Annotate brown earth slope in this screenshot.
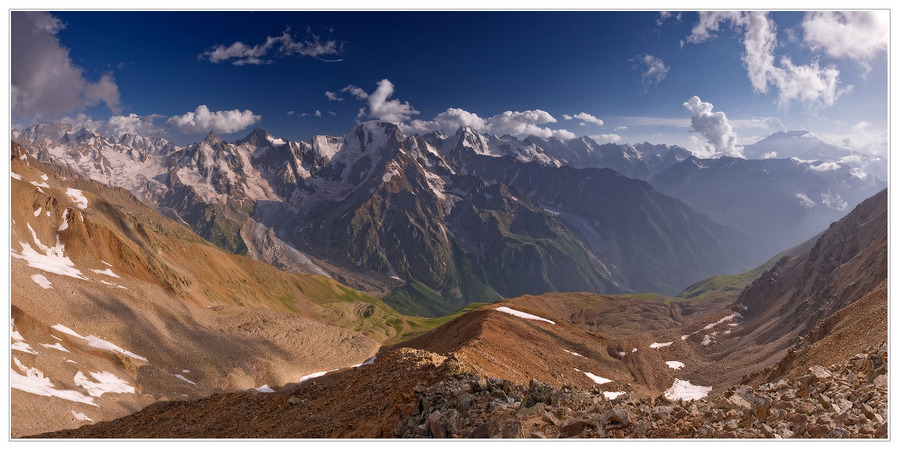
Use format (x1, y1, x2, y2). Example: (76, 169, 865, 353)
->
(9, 141, 420, 437)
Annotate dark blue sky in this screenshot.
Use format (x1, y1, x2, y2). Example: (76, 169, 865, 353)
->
(10, 10, 889, 157)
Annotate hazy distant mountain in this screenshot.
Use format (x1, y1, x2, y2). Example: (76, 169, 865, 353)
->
(649, 156, 886, 258)
(742, 130, 886, 181)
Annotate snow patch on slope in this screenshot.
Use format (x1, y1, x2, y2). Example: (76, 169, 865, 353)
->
(664, 378, 712, 401)
(494, 306, 555, 324)
(51, 324, 148, 363)
(11, 357, 96, 405)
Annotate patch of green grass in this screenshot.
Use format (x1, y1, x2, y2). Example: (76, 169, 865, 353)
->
(383, 278, 453, 317)
(677, 234, 818, 300)
(390, 302, 489, 344)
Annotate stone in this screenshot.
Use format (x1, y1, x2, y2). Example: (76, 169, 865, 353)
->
(542, 411, 560, 426)
(601, 407, 630, 428)
(726, 394, 752, 410)
(470, 422, 491, 438)
(651, 405, 674, 420)
(560, 419, 599, 437)
(458, 392, 474, 410)
(861, 403, 878, 420)
(807, 423, 831, 438)
(876, 422, 888, 438)
(530, 431, 547, 439)
(873, 374, 887, 390)
(501, 421, 521, 438)
(427, 411, 444, 438)
(287, 396, 304, 406)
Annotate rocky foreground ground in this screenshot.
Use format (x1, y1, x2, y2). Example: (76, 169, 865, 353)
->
(395, 342, 888, 438)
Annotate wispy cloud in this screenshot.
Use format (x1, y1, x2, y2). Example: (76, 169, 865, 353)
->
(200, 27, 343, 65)
(632, 54, 669, 88)
(686, 11, 849, 109)
(657, 11, 682, 27)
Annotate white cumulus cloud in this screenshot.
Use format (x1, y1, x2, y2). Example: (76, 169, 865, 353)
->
(391, 100, 575, 140)
(435, 108, 488, 131)
(563, 112, 604, 126)
(485, 110, 557, 137)
(325, 91, 342, 101)
(363, 79, 419, 123)
(104, 113, 165, 137)
(165, 105, 261, 134)
(802, 11, 888, 62)
(683, 96, 740, 157)
(589, 134, 622, 144)
(11, 11, 121, 119)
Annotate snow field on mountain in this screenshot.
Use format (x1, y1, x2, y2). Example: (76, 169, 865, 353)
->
(666, 361, 685, 370)
(90, 268, 120, 278)
(71, 411, 94, 422)
(31, 274, 52, 289)
(13, 223, 87, 280)
(11, 319, 37, 355)
(12, 357, 97, 405)
(41, 342, 70, 353)
(663, 379, 712, 401)
(298, 371, 330, 383)
(573, 368, 612, 385)
(174, 374, 196, 385)
(74, 370, 135, 397)
(51, 324, 148, 363)
(649, 341, 672, 349)
(494, 306, 555, 324)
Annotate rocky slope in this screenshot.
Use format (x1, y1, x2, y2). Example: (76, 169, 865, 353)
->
(9, 141, 427, 437)
(33, 344, 887, 439)
(27, 186, 887, 439)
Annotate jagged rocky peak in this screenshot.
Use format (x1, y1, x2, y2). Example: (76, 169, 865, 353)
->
(345, 121, 404, 150)
(201, 130, 225, 147)
(238, 127, 284, 149)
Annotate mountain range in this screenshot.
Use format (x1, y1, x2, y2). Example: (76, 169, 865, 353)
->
(16, 121, 778, 316)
